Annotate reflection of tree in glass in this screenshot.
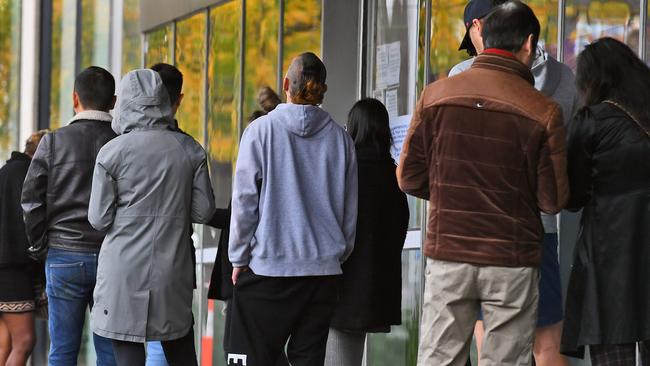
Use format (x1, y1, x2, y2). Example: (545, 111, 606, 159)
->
(429, 0, 466, 81)
(283, 0, 322, 73)
(122, 0, 141, 75)
(49, 0, 77, 129)
(527, 0, 559, 56)
(209, 2, 240, 163)
(244, 0, 279, 122)
(81, 0, 110, 69)
(175, 13, 206, 143)
(0, 0, 20, 158)
(145, 25, 173, 67)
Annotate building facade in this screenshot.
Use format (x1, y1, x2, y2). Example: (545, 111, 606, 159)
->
(0, 0, 647, 365)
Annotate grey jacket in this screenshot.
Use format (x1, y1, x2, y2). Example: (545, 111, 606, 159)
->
(88, 69, 216, 342)
(449, 47, 578, 233)
(229, 103, 358, 276)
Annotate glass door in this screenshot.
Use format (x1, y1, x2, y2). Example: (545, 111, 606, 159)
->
(364, 1, 426, 364)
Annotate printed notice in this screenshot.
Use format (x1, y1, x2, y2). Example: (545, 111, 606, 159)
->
(389, 114, 412, 163)
(376, 41, 401, 88)
(385, 88, 398, 118)
(373, 89, 385, 104)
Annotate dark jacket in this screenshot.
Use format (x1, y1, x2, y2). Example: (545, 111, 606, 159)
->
(561, 103, 650, 357)
(21, 113, 117, 252)
(330, 148, 409, 331)
(207, 205, 232, 300)
(0, 152, 33, 265)
(397, 49, 569, 267)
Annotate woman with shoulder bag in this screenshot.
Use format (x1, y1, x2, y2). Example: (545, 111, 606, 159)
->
(561, 37, 650, 365)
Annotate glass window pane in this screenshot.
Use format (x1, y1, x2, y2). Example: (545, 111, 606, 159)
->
(122, 0, 142, 75)
(50, 0, 78, 129)
(527, 0, 559, 58)
(428, 0, 466, 81)
(0, 0, 21, 159)
(208, 1, 241, 208)
(368, 0, 421, 230)
(145, 24, 173, 67)
(80, 0, 110, 69)
(283, 0, 322, 73)
(367, 249, 422, 366)
(244, 0, 279, 122)
(175, 13, 207, 143)
(564, 0, 640, 69)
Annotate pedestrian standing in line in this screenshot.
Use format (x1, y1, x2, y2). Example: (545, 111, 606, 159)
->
(324, 98, 409, 366)
(449, 1, 577, 365)
(206, 86, 288, 366)
(87, 69, 216, 366)
(21, 66, 119, 366)
(226, 52, 358, 366)
(0, 131, 47, 365)
(560, 37, 650, 366)
(398, 2, 569, 365)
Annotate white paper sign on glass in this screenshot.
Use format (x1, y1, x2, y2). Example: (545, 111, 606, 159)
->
(376, 41, 401, 88)
(389, 114, 412, 163)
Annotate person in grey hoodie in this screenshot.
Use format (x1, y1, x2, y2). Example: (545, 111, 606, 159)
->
(226, 52, 358, 366)
(448, 1, 578, 365)
(88, 69, 216, 366)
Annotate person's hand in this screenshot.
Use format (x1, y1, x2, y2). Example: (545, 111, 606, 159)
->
(232, 266, 249, 285)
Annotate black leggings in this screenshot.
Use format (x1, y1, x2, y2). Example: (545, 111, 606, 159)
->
(112, 329, 198, 366)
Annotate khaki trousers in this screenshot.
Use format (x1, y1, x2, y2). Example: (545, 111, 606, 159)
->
(417, 259, 539, 366)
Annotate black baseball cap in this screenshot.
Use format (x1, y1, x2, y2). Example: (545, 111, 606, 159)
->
(458, 0, 499, 52)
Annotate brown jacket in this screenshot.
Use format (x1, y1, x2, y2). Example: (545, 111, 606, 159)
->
(397, 50, 568, 267)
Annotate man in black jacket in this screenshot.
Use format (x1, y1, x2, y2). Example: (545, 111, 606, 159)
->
(21, 66, 118, 366)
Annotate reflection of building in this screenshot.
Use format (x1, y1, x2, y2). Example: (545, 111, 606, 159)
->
(1, 0, 648, 364)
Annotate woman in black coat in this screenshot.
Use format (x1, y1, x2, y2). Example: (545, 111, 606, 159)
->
(324, 98, 409, 366)
(560, 38, 650, 365)
(0, 131, 47, 365)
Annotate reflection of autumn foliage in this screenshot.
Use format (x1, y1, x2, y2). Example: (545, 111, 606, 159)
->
(283, 0, 322, 72)
(81, 0, 110, 69)
(245, 0, 279, 121)
(429, 0, 466, 80)
(50, 0, 77, 129)
(145, 25, 173, 67)
(176, 13, 207, 144)
(208, 2, 240, 163)
(528, 0, 559, 55)
(122, 0, 141, 75)
(0, 0, 20, 158)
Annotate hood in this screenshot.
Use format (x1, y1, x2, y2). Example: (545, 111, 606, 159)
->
(112, 69, 175, 135)
(531, 46, 562, 97)
(269, 103, 333, 137)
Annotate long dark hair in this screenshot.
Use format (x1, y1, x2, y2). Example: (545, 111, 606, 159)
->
(346, 98, 392, 153)
(576, 37, 650, 124)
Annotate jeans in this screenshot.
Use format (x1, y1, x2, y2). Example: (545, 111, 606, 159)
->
(146, 342, 169, 366)
(46, 248, 116, 366)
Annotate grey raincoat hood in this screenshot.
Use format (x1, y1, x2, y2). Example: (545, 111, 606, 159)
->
(88, 69, 216, 342)
(112, 69, 175, 135)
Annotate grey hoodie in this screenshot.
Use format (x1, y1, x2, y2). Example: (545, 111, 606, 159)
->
(449, 47, 579, 232)
(89, 69, 215, 342)
(229, 103, 358, 277)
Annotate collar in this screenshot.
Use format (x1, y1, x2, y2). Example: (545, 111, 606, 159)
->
(8, 151, 30, 163)
(68, 110, 113, 125)
(483, 48, 516, 59)
(472, 49, 535, 86)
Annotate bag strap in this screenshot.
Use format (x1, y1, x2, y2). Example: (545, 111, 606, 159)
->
(603, 100, 650, 139)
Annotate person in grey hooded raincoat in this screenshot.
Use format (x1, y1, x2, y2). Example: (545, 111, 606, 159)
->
(88, 69, 216, 366)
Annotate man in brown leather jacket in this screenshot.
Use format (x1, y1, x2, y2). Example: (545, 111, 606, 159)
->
(397, 2, 568, 365)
